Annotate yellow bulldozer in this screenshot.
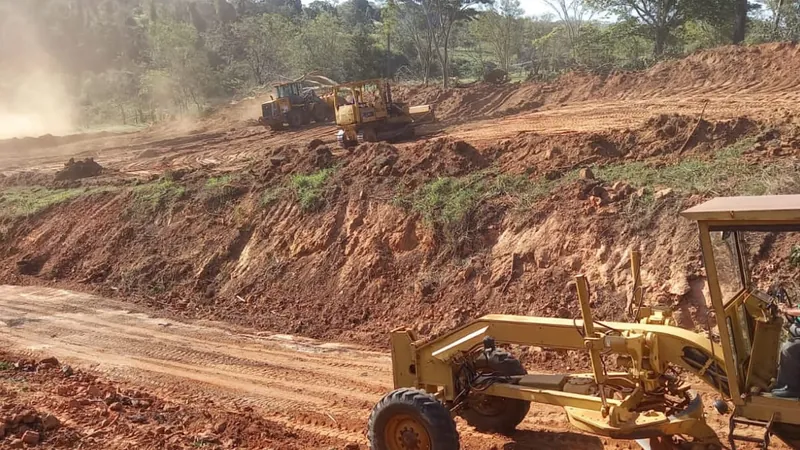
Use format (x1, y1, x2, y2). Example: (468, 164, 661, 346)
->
(332, 79, 435, 148)
(259, 74, 338, 130)
(369, 194, 800, 450)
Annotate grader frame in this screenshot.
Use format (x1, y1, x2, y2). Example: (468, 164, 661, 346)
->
(371, 195, 800, 450)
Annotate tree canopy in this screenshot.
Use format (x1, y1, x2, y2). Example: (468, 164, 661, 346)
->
(0, 0, 794, 128)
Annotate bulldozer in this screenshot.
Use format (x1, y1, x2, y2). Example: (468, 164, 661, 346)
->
(332, 79, 435, 148)
(259, 75, 337, 130)
(369, 194, 800, 450)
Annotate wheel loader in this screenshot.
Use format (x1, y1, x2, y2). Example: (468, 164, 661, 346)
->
(258, 80, 335, 130)
(369, 194, 800, 450)
(332, 79, 435, 148)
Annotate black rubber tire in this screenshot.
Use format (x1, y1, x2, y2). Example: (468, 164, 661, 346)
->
(459, 352, 530, 435)
(312, 103, 331, 123)
(287, 109, 303, 128)
(368, 388, 460, 450)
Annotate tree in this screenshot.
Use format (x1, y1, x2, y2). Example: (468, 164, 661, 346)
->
(146, 19, 216, 112)
(542, 0, 594, 52)
(229, 14, 295, 84)
(587, 0, 727, 56)
(472, 0, 525, 72)
(402, 0, 491, 88)
(397, 2, 437, 83)
(296, 12, 352, 81)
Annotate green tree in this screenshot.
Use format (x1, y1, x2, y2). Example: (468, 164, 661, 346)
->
(146, 19, 215, 113)
(472, 0, 525, 72)
(402, 0, 491, 88)
(296, 12, 352, 80)
(230, 14, 295, 84)
(587, 0, 728, 56)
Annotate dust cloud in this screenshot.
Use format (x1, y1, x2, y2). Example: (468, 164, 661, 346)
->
(0, 5, 75, 140)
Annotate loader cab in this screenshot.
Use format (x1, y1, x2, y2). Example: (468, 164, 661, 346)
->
(683, 195, 800, 426)
(275, 82, 303, 99)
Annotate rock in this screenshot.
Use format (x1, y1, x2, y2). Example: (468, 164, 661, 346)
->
(86, 385, 103, 398)
(556, 307, 571, 318)
(654, 188, 673, 200)
(545, 146, 561, 159)
(38, 357, 59, 368)
(129, 415, 148, 424)
(18, 410, 37, 424)
(579, 167, 595, 180)
(21, 430, 40, 445)
(61, 365, 74, 377)
(269, 156, 286, 167)
(213, 421, 228, 434)
(42, 414, 60, 431)
(108, 402, 124, 412)
(9, 438, 24, 448)
(462, 265, 475, 281)
(344, 443, 360, 450)
(306, 139, 325, 150)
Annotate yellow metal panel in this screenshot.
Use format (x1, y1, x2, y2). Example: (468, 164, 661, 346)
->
(681, 195, 800, 222)
(697, 221, 743, 402)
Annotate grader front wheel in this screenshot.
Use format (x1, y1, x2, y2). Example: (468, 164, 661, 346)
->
(459, 352, 530, 434)
(368, 388, 460, 450)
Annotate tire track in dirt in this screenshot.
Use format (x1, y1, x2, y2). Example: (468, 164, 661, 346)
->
(0, 285, 386, 446)
(0, 286, 776, 450)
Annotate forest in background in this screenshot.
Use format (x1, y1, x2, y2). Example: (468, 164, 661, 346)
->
(0, 0, 799, 134)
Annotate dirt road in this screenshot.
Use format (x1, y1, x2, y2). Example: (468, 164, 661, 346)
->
(0, 285, 629, 449)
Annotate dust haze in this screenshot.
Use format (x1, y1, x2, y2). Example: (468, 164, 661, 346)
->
(0, 5, 75, 140)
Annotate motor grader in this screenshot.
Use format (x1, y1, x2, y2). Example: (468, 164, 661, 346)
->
(259, 80, 336, 130)
(369, 194, 800, 450)
(332, 79, 435, 148)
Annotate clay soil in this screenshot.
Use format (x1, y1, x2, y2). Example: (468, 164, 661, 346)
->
(2, 43, 800, 449)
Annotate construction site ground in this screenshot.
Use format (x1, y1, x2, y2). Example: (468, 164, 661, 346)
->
(2, 43, 800, 448)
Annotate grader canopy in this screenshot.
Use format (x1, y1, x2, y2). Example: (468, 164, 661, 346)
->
(370, 194, 800, 450)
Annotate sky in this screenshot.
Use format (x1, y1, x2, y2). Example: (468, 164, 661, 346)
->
(518, 0, 553, 16)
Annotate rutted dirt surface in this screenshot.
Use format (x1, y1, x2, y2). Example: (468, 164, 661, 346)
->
(0, 285, 669, 449)
(2, 43, 800, 449)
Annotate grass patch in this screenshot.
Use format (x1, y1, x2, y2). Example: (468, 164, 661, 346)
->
(131, 178, 186, 214)
(291, 168, 335, 211)
(0, 361, 13, 371)
(260, 187, 288, 207)
(0, 186, 116, 219)
(591, 138, 790, 196)
(204, 175, 233, 190)
(790, 245, 800, 267)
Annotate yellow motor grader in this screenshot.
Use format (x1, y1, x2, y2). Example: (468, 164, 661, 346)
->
(369, 194, 800, 450)
(332, 79, 435, 148)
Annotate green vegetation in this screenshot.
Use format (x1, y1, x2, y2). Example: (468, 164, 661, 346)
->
(291, 168, 335, 211)
(131, 178, 186, 214)
(7, 0, 798, 128)
(204, 175, 234, 190)
(790, 245, 800, 267)
(592, 138, 795, 196)
(0, 186, 115, 219)
(0, 361, 13, 371)
(260, 187, 288, 207)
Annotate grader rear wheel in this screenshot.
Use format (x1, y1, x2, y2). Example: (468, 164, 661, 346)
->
(459, 352, 530, 434)
(368, 388, 459, 450)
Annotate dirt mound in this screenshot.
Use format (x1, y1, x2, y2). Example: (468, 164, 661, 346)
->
(395, 43, 800, 123)
(0, 115, 782, 350)
(0, 351, 334, 449)
(54, 158, 103, 181)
